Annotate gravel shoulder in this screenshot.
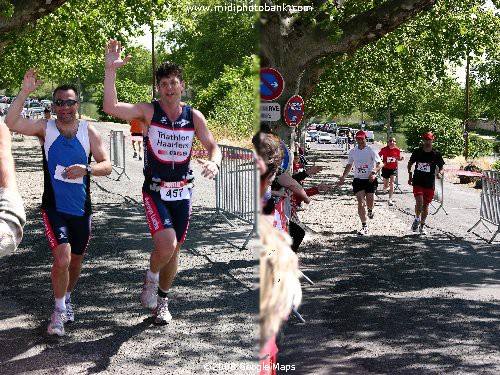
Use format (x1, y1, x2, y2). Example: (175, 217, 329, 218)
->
(278, 143, 500, 374)
(0, 121, 258, 374)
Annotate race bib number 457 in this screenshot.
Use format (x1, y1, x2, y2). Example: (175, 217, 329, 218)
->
(160, 181, 191, 201)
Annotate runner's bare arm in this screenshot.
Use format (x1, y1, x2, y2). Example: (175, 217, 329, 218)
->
(88, 125, 112, 176)
(4, 68, 46, 138)
(193, 109, 222, 179)
(61, 125, 112, 180)
(0, 121, 17, 189)
(103, 39, 150, 122)
(337, 164, 352, 186)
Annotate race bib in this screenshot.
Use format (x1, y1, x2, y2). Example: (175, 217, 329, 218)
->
(160, 181, 191, 201)
(416, 162, 431, 173)
(387, 157, 397, 163)
(356, 164, 369, 174)
(54, 165, 84, 184)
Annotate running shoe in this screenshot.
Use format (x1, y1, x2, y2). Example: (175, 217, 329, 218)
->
(153, 296, 172, 325)
(138, 155, 142, 161)
(140, 273, 159, 310)
(47, 308, 66, 336)
(133, 152, 137, 158)
(357, 226, 369, 236)
(367, 209, 374, 219)
(63, 301, 74, 323)
(411, 218, 420, 232)
(419, 224, 428, 235)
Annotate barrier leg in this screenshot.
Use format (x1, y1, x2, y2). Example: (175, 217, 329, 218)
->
(488, 228, 500, 244)
(300, 270, 314, 286)
(291, 306, 305, 323)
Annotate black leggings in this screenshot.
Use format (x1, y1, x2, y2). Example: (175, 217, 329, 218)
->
(289, 221, 305, 252)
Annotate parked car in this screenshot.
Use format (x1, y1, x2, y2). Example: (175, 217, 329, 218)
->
(27, 106, 46, 118)
(307, 130, 318, 142)
(40, 99, 52, 108)
(317, 131, 332, 144)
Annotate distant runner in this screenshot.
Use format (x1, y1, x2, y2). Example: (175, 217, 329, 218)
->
(378, 136, 404, 206)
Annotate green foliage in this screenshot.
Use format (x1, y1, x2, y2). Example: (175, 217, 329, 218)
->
(0, 0, 167, 88)
(403, 112, 463, 157)
(491, 160, 500, 171)
(157, 0, 258, 89)
(308, 0, 500, 125)
(467, 134, 493, 158)
(94, 79, 151, 123)
(199, 56, 259, 139)
(0, 0, 14, 18)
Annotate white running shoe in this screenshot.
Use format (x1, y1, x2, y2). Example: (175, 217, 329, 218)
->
(47, 309, 66, 336)
(141, 272, 159, 310)
(419, 225, 428, 235)
(63, 301, 74, 323)
(153, 296, 172, 325)
(388, 199, 394, 206)
(357, 226, 369, 236)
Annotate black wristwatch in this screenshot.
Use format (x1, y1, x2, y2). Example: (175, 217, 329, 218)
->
(86, 164, 92, 175)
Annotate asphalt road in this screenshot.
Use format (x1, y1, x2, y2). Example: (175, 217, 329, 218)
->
(0, 120, 259, 374)
(278, 141, 500, 374)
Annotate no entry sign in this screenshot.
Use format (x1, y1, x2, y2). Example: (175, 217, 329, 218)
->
(260, 68, 284, 101)
(283, 95, 304, 127)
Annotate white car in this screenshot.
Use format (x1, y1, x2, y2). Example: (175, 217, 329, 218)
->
(317, 131, 332, 144)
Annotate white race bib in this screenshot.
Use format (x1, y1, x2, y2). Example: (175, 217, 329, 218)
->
(356, 164, 369, 175)
(54, 165, 84, 184)
(160, 181, 191, 201)
(387, 156, 397, 163)
(416, 162, 431, 173)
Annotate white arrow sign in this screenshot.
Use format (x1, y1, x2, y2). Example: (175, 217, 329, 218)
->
(260, 102, 281, 122)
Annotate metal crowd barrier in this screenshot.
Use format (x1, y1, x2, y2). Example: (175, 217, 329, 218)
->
(336, 136, 349, 154)
(430, 169, 448, 215)
(109, 130, 129, 181)
(468, 170, 500, 243)
(208, 144, 258, 249)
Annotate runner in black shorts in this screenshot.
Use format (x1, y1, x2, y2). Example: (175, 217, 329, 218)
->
(337, 131, 383, 235)
(5, 69, 112, 336)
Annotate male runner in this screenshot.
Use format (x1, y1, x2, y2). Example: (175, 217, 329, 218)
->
(103, 39, 222, 324)
(336, 130, 383, 235)
(407, 131, 445, 235)
(5, 68, 112, 336)
(379, 136, 404, 206)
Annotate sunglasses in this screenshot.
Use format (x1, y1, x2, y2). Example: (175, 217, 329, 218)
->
(54, 99, 78, 107)
(389, 140, 396, 143)
(423, 138, 433, 141)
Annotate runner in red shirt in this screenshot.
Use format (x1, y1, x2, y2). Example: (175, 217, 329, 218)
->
(378, 137, 404, 206)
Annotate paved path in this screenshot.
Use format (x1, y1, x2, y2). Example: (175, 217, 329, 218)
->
(0, 120, 258, 374)
(278, 143, 500, 374)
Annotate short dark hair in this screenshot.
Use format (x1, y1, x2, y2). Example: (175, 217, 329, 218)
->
(44, 108, 50, 113)
(52, 84, 79, 101)
(155, 61, 183, 84)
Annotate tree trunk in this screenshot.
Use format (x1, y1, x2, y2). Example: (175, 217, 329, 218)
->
(260, 0, 437, 144)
